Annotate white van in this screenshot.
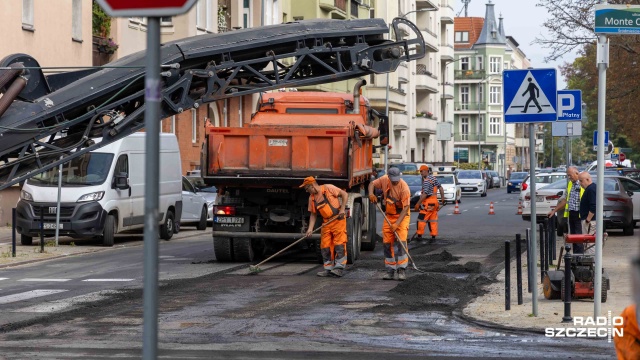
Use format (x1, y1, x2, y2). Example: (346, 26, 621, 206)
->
(16, 133, 183, 246)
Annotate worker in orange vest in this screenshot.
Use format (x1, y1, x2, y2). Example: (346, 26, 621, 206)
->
(614, 304, 640, 359)
(302, 177, 348, 278)
(368, 167, 411, 281)
(414, 165, 445, 243)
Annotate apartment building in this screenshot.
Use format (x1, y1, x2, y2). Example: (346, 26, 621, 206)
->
(452, 1, 539, 177)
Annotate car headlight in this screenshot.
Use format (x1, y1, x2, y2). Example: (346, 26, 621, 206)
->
(77, 191, 105, 202)
(21, 190, 33, 201)
(477, 182, 484, 187)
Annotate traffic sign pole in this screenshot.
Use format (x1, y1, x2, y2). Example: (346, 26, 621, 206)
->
(529, 123, 538, 317)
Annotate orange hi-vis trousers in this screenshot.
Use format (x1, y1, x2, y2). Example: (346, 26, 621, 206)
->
(416, 195, 439, 237)
(382, 212, 410, 271)
(319, 218, 347, 271)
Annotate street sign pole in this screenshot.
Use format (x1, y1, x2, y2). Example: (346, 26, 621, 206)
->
(529, 122, 538, 316)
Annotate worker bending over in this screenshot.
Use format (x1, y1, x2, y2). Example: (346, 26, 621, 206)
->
(414, 165, 445, 243)
(301, 177, 348, 278)
(368, 167, 411, 281)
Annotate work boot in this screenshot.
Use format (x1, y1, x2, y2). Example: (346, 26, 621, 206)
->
(382, 270, 396, 280)
(330, 268, 344, 277)
(429, 236, 436, 243)
(317, 270, 331, 277)
(397, 268, 406, 281)
(409, 233, 419, 244)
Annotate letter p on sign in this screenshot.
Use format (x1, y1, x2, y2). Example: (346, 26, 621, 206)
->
(557, 90, 582, 121)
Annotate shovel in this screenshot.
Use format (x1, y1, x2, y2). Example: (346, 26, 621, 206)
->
(248, 215, 340, 274)
(375, 203, 425, 273)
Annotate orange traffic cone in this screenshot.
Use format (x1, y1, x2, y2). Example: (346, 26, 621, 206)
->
(453, 201, 461, 215)
(516, 201, 523, 215)
(488, 202, 495, 215)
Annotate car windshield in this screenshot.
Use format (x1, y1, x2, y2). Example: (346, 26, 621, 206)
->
(401, 175, 423, 186)
(393, 164, 418, 172)
(28, 152, 114, 186)
(436, 175, 454, 184)
(458, 171, 481, 179)
(510, 172, 528, 180)
(198, 186, 217, 193)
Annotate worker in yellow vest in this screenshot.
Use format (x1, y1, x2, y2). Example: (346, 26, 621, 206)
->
(548, 166, 584, 253)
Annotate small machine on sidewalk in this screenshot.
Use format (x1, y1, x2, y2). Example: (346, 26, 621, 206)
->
(542, 234, 610, 302)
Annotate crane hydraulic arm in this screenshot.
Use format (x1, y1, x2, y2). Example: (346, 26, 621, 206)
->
(0, 17, 424, 191)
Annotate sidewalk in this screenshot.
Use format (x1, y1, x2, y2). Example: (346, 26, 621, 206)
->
(463, 234, 639, 331)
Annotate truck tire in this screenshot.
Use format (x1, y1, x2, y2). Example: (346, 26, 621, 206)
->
(347, 202, 362, 264)
(196, 206, 207, 231)
(160, 210, 174, 240)
(233, 237, 255, 262)
(213, 237, 234, 262)
(21, 234, 33, 246)
(102, 214, 116, 247)
(361, 202, 377, 251)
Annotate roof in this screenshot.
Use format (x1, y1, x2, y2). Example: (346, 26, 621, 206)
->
(474, 1, 507, 46)
(453, 17, 484, 49)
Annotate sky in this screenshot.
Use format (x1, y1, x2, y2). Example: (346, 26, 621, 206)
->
(456, 0, 576, 88)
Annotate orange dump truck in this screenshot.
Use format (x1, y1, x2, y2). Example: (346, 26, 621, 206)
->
(202, 81, 383, 263)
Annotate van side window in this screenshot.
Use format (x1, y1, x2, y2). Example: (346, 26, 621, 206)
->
(115, 155, 129, 177)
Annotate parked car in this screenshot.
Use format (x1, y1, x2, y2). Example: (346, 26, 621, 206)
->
(615, 168, 640, 181)
(186, 176, 218, 222)
(521, 178, 567, 223)
(180, 176, 208, 230)
(390, 163, 420, 174)
(457, 170, 487, 197)
(403, 175, 424, 207)
(507, 172, 528, 193)
(488, 170, 501, 188)
(519, 172, 567, 202)
(435, 173, 462, 204)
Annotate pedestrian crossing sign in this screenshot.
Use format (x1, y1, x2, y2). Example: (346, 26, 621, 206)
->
(503, 68, 557, 123)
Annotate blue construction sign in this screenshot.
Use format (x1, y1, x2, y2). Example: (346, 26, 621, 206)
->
(503, 68, 557, 123)
(593, 130, 609, 146)
(557, 90, 582, 121)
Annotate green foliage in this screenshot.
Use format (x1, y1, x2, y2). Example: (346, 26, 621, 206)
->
(92, 0, 111, 37)
(453, 162, 485, 170)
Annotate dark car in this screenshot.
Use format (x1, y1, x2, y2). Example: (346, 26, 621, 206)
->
(402, 175, 423, 208)
(507, 172, 528, 193)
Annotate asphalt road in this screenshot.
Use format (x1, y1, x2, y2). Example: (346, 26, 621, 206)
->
(0, 187, 616, 359)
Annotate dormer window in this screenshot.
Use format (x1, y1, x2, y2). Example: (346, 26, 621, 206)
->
(455, 31, 469, 43)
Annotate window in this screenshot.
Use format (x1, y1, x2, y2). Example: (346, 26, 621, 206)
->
(115, 155, 129, 178)
(478, 115, 484, 135)
(476, 56, 483, 70)
(460, 86, 469, 109)
(72, 0, 82, 41)
(22, 0, 34, 30)
(504, 62, 509, 71)
(243, 0, 252, 28)
(192, 109, 198, 143)
(478, 84, 484, 105)
(460, 57, 469, 71)
(454, 31, 469, 42)
(490, 86, 501, 104)
(461, 117, 469, 140)
(489, 57, 501, 73)
(161, 17, 173, 26)
(265, 0, 279, 25)
(196, 1, 211, 32)
(489, 117, 501, 136)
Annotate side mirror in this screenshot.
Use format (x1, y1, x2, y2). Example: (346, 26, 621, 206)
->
(114, 172, 129, 190)
(628, 190, 634, 197)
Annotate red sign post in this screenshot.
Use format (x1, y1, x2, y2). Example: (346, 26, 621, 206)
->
(96, 0, 197, 17)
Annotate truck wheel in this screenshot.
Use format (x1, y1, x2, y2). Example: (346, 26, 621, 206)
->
(347, 203, 362, 264)
(102, 214, 116, 247)
(213, 237, 234, 262)
(20, 234, 33, 246)
(233, 238, 254, 262)
(160, 210, 174, 240)
(361, 202, 377, 251)
(196, 206, 207, 231)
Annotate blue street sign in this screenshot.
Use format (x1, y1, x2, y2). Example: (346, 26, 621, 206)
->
(593, 130, 609, 146)
(503, 68, 557, 123)
(557, 90, 582, 121)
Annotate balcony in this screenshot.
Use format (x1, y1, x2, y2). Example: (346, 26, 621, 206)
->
(415, 65, 438, 92)
(421, 28, 439, 52)
(392, 112, 409, 131)
(454, 102, 486, 112)
(440, 1, 454, 24)
(365, 86, 407, 112)
(455, 69, 487, 80)
(440, 43, 454, 61)
(319, 0, 348, 18)
(416, 0, 438, 10)
(441, 82, 454, 99)
(454, 133, 487, 142)
(415, 118, 437, 134)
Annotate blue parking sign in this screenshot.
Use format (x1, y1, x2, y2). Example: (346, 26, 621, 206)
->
(557, 90, 582, 121)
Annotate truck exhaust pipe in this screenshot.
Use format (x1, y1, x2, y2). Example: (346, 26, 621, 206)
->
(0, 63, 24, 94)
(0, 75, 27, 119)
(353, 79, 367, 114)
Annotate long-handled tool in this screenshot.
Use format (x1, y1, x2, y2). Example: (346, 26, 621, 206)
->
(248, 215, 340, 274)
(409, 201, 447, 242)
(375, 203, 425, 273)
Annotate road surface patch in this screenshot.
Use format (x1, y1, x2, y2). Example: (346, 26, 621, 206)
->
(0, 290, 67, 305)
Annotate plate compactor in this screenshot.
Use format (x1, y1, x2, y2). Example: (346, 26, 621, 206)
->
(543, 233, 609, 302)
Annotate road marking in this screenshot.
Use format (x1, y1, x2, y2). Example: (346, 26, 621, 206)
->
(0, 278, 8, 281)
(162, 258, 190, 261)
(82, 279, 134, 282)
(159, 255, 175, 259)
(13, 290, 120, 313)
(18, 278, 71, 282)
(463, 210, 468, 212)
(0, 290, 68, 305)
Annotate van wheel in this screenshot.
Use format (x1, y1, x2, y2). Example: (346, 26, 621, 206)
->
(196, 206, 207, 230)
(160, 210, 174, 240)
(20, 234, 33, 246)
(361, 202, 377, 251)
(233, 238, 255, 262)
(213, 237, 233, 262)
(102, 214, 116, 247)
(347, 203, 362, 264)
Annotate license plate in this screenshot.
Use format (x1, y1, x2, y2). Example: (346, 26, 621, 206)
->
(536, 196, 545, 202)
(42, 223, 63, 229)
(516, 185, 521, 188)
(463, 187, 473, 191)
(214, 216, 244, 224)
